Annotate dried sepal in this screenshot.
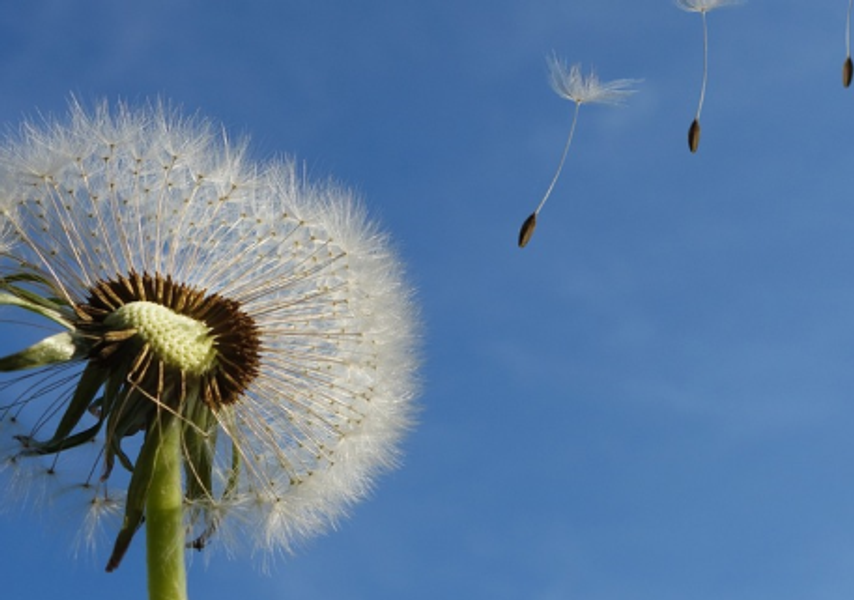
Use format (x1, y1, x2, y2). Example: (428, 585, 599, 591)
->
(518, 212, 538, 248)
(688, 118, 701, 153)
(844, 57, 853, 88)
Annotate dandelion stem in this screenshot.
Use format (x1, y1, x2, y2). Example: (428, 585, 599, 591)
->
(696, 10, 709, 120)
(534, 101, 581, 216)
(145, 412, 188, 600)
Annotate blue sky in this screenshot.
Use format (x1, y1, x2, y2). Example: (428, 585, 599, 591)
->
(2, 1, 854, 599)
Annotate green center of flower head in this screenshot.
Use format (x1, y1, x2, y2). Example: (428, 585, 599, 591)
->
(78, 271, 262, 409)
(104, 301, 218, 376)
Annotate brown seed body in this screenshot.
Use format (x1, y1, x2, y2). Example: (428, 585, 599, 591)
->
(844, 57, 853, 88)
(518, 212, 538, 248)
(688, 118, 701, 153)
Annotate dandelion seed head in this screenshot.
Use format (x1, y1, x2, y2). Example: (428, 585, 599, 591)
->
(547, 55, 640, 106)
(0, 98, 419, 562)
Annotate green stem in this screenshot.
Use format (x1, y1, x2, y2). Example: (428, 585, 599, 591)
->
(146, 414, 188, 600)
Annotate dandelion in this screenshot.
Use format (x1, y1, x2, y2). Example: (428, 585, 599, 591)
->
(676, 0, 744, 152)
(518, 56, 638, 248)
(845, 0, 853, 87)
(0, 100, 418, 599)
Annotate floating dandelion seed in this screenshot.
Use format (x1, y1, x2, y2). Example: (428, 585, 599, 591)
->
(0, 100, 418, 595)
(845, 0, 854, 87)
(676, 0, 744, 152)
(518, 56, 638, 248)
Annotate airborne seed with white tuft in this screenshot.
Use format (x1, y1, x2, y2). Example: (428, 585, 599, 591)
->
(517, 57, 639, 248)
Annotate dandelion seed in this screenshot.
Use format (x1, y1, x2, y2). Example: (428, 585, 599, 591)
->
(676, 0, 744, 152)
(0, 100, 419, 588)
(518, 56, 638, 248)
(73, 488, 125, 560)
(845, 0, 854, 87)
